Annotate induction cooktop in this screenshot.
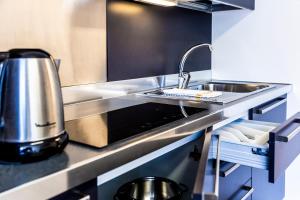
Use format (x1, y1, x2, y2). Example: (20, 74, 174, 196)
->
(65, 102, 207, 148)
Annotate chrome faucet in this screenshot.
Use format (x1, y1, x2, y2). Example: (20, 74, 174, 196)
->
(178, 43, 213, 89)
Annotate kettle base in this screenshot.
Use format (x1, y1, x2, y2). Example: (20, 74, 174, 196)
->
(0, 132, 68, 163)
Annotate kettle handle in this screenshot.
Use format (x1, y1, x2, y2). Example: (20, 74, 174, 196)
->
(0, 52, 8, 128)
(0, 52, 9, 72)
(0, 52, 8, 62)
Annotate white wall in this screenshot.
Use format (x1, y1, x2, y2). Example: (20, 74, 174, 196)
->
(212, 0, 300, 199)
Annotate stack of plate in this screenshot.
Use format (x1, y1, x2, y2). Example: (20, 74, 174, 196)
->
(163, 88, 222, 98)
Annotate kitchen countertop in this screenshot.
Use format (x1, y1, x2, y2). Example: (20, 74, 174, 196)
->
(0, 80, 292, 199)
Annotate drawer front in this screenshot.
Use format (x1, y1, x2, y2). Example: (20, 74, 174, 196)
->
(228, 179, 253, 200)
(269, 112, 300, 182)
(219, 162, 251, 200)
(211, 112, 300, 183)
(251, 97, 287, 123)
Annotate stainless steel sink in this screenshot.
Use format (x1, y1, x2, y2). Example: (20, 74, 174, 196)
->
(189, 82, 270, 93)
(140, 82, 274, 104)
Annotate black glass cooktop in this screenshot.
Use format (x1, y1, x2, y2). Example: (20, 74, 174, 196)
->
(66, 103, 207, 148)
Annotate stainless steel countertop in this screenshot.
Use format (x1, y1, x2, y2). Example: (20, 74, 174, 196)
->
(0, 80, 292, 200)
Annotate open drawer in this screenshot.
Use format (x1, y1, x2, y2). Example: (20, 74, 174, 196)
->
(210, 112, 300, 183)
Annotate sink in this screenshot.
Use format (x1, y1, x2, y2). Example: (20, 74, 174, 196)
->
(189, 82, 270, 93)
(140, 82, 273, 104)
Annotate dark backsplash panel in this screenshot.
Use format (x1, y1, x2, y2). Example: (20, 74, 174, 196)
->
(107, 0, 212, 81)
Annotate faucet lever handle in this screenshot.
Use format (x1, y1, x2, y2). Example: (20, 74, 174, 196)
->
(178, 71, 190, 89)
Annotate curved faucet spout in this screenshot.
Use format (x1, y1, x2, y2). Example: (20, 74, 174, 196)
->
(178, 43, 213, 89)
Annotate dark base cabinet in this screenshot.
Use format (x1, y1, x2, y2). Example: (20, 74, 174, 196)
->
(250, 95, 287, 200)
(97, 138, 203, 199)
(50, 95, 289, 200)
(218, 164, 285, 200)
(217, 96, 288, 200)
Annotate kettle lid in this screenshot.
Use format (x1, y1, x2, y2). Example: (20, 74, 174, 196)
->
(8, 49, 51, 59)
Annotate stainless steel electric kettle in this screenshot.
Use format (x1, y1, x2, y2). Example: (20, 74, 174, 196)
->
(0, 49, 68, 162)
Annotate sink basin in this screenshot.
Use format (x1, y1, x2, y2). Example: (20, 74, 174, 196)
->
(140, 82, 273, 104)
(189, 82, 270, 93)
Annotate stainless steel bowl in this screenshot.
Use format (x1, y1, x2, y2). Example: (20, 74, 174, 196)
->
(114, 177, 188, 200)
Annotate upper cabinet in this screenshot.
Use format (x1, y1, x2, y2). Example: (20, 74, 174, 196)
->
(135, 0, 255, 13)
(178, 0, 255, 12)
